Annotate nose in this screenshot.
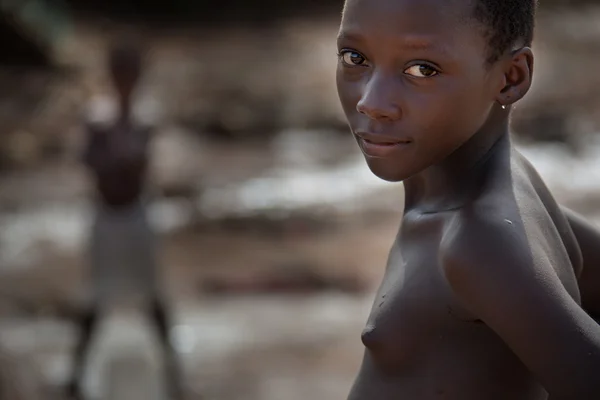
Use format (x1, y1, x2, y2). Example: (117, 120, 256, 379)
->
(356, 72, 402, 121)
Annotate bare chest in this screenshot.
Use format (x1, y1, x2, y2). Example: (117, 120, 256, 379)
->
(361, 216, 471, 368)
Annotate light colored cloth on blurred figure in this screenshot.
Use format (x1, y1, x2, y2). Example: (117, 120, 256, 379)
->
(88, 199, 162, 310)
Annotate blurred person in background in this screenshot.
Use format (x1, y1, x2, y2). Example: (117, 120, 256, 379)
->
(67, 36, 184, 400)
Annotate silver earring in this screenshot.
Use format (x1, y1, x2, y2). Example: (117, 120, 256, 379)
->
(501, 105, 506, 110)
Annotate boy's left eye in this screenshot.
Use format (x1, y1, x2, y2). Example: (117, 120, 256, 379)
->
(404, 64, 439, 78)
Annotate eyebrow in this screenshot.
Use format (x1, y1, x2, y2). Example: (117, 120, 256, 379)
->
(336, 31, 362, 43)
(337, 30, 450, 57)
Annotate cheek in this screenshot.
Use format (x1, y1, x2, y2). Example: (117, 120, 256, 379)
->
(405, 84, 491, 165)
(415, 79, 492, 136)
(453, 88, 494, 135)
(336, 69, 362, 118)
(452, 73, 495, 122)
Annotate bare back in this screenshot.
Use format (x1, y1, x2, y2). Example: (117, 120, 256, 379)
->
(348, 146, 582, 400)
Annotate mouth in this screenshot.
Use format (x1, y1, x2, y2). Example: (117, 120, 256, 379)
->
(362, 138, 410, 146)
(355, 132, 412, 145)
(354, 132, 413, 157)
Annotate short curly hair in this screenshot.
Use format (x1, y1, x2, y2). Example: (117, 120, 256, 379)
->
(473, 0, 538, 63)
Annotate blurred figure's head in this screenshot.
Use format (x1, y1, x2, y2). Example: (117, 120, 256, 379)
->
(107, 36, 144, 101)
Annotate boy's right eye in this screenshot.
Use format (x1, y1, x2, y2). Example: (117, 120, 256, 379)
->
(339, 50, 367, 66)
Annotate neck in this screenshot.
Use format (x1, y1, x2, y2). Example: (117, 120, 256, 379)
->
(118, 96, 132, 124)
(403, 116, 510, 214)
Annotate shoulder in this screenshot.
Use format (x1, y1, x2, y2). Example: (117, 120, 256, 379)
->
(440, 203, 529, 281)
(440, 205, 600, 398)
(437, 197, 560, 311)
(83, 94, 117, 126)
(439, 196, 580, 328)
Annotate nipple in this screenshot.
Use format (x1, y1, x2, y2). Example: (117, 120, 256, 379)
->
(361, 324, 380, 349)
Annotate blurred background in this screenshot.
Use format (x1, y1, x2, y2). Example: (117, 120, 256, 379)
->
(0, 0, 600, 399)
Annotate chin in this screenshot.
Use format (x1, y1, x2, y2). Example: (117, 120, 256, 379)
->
(364, 159, 413, 183)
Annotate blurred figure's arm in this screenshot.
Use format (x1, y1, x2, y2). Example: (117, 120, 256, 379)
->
(562, 206, 600, 320)
(79, 94, 114, 169)
(80, 124, 100, 169)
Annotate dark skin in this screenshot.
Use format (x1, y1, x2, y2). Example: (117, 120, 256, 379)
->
(69, 47, 184, 400)
(336, 0, 600, 398)
(562, 206, 600, 321)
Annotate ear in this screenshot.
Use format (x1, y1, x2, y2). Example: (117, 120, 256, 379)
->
(496, 47, 534, 107)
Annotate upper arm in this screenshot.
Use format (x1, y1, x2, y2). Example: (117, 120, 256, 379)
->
(442, 217, 600, 399)
(562, 206, 600, 319)
(81, 126, 98, 167)
(80, 128, 94, 166)
(81, 123, 107, 169)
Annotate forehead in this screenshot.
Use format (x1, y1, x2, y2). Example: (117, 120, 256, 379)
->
(340, 0, 484, 55)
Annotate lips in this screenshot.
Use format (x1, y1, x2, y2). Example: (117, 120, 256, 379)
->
(355, 131, 411, 145)
(363, 137, 407, 146)
(354, 131, 412, 158)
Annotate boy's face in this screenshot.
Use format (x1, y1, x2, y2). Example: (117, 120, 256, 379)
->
(336, 0, 504, 182)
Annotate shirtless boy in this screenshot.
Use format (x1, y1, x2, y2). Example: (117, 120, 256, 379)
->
(68, 39, 183, 400)
(335, 0, 600, 398)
